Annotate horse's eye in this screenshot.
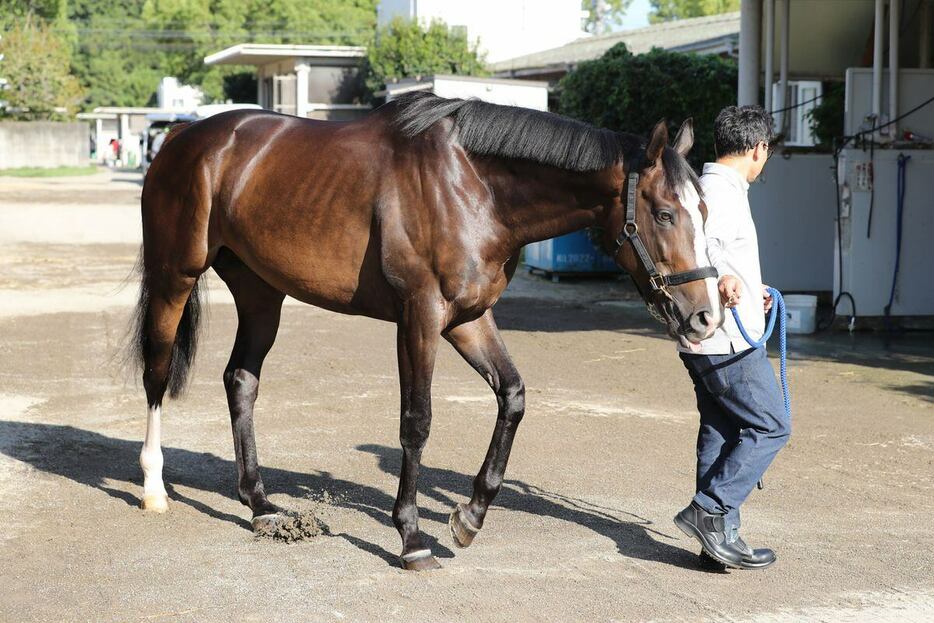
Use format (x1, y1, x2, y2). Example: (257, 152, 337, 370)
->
(655, 210, 673, 224)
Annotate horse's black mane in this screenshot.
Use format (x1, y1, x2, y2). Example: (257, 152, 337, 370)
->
(390, 91, 700, 195)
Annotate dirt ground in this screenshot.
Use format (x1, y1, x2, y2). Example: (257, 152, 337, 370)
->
(1, 170, 933, 622)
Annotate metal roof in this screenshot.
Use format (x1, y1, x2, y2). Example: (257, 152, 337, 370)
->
(490, 12, 741, 74)
(204, 44, 366, 67)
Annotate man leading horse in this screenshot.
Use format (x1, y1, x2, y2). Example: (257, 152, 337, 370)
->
(673, 105, 790, 571)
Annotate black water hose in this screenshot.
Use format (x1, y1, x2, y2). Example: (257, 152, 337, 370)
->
(884, 154, 911, 317)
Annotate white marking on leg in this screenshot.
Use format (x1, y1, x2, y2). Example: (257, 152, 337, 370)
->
(401, 549, 433, 562)
(682, 184, 723, 330)
(140, 405, 168, 511)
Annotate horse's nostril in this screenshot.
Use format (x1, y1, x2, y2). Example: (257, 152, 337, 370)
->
(694, 310, 712, 330)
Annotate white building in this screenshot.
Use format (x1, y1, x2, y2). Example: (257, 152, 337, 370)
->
(157, 77, 203, 112)
(204, 44, 369, 120)
(377, 0, 587, 63)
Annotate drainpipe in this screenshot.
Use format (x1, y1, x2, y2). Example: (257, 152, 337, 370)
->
(764, 0, 775, 113)
(922, 0, 931, 69)
(777, 0, 790, 134)
(872, 0, 885, 130)
(738, 0, 762, 106)
(889, 0, 899, 138)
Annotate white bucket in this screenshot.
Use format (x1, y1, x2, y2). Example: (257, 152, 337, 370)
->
(783, 294, 818, 334)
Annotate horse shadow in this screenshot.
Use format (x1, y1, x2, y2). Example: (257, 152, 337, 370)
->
(355, 443, 704, 570)
(0, 420, 706, 571)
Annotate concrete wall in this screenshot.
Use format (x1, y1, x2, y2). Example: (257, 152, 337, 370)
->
(749, 152, 837, 292)
(0, 122, 89, 169)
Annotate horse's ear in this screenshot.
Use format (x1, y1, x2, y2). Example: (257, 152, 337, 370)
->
(646, 119, 668, 163)
(673, 118, 694, 157)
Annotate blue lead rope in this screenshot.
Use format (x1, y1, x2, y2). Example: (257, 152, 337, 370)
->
(730, 287, 790, 419)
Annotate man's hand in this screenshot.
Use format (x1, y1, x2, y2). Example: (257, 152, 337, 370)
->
(762, 284, 773, 312)
(719, 275, 742, 308)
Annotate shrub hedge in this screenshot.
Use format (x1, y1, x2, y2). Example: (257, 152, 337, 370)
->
(559, 43, 738, 168)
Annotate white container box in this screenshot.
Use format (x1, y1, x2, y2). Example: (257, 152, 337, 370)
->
(783, 294, 818, 334)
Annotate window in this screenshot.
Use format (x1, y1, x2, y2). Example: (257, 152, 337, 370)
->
(772, 80, 822, 147)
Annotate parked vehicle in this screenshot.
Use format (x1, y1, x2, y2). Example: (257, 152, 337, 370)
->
(141, 104, 263, 173)
(141, 113, 197, 174)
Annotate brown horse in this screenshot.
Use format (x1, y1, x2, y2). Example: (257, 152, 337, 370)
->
(129, 93, 722, 570)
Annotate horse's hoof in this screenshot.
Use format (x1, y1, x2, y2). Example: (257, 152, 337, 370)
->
(449, 503, 480, 548)
(140, 493, 169, 513)
(400, 549, 442, 571)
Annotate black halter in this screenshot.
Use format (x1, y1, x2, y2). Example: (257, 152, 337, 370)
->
(614, 171, 718, 304)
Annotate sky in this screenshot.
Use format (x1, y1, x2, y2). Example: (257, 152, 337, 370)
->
(616, 0, 652, 31)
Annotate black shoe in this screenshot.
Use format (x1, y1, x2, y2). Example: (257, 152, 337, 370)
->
(700, 540, 776, 571)
(673, 502, 744, 568)
(733, 536, 776, 569)
(698, 550, 728, 572)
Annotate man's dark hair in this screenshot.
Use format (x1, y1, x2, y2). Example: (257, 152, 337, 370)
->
(714, 105, 775, 157)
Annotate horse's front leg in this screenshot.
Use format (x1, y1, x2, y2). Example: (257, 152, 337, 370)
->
(444, 310, 525, 548)
(393, 297, 444, 571)
(214, 251, 286, 529)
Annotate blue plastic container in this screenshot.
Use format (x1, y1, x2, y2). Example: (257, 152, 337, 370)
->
(524, 231, 620, 275)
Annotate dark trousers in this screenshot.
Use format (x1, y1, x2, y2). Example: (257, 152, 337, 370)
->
(680, 347, 790, 536)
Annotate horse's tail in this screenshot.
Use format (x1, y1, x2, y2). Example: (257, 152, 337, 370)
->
(127, 249, 204, 399)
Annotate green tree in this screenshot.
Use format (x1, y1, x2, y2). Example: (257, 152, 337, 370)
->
(0, 0, 67, 25)
(0, 17, 84, 119)
(559, 43, 737, 167)
(650, 0, 740, 23)
(364, 17, 487, 96)
(582, 0, 634, 35)
(65, 0, 377, 108)
(66, 0, 163, 108)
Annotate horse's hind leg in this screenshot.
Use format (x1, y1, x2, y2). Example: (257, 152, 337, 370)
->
(213, 250, 286, 528)
(139, 275, 201, 512)
(443, 310, 525, 547)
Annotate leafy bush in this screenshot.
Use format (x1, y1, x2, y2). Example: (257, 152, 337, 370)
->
(559, 43, 737, 167)
(364, 17, 487, 97)
(807, 81, 844, 150)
